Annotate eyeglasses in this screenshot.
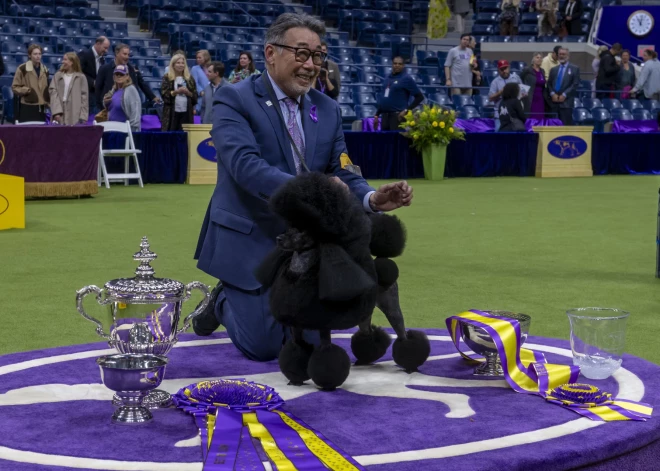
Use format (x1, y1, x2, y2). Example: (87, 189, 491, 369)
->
(270, 43, 327, 66)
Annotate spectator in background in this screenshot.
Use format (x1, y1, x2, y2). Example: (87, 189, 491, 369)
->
(561, 0, 583, 36)
(96, 43, 160, 110)
(312, 59, 339, 100)
(520, 52, 547, 119)
(201, 61, 226, 124)
(547, 47, 580, 124)
(164, 50, 186, 75)
(498, 82, 527, 131)
(161, 54, 197, 131)
(631, 49, 660, 101)
(541, 45, 560, 79)
(444, 34, 473, 96)
(452, 0, 471, 34)
(78, 36, 110, 114)
(499, 0, 521, 36)
(12, 44, 49, 123)
(618, 49, 636, 99)
(536, 0, 558, 36)
(49, 52, 88, 125)
(488, 60, 522, 131)
(191, 49, 211, 114)
(102, 64, 142, 131)
(469, 36, 482, 94)
(321, 41, 341, 91)
(591, 45, 607, 98)
(374, 56, 424, 131)
(595, 42, 621, 99)
(229, 52, 261, 84)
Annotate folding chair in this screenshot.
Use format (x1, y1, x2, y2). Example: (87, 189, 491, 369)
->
(94, 120, 143, 189)
(14, 121, 46, 125)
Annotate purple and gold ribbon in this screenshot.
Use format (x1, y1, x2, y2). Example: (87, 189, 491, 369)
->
(447, 310, 653, 422)
(173, 379, 365, 470)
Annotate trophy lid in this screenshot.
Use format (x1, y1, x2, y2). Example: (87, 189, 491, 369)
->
(103, 236, 186, 303)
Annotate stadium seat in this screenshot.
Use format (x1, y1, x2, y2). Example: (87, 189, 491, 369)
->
(602, 98, 622, 110)
(340, 104, 357, 121)
(475, 12, 498, 24)
(632, 108, 652, 120)
(610, 108, 632, 120)
(521, 12, 539, 23)
(642, 100, 660, 111)
(337, 93, 353, 104)
(572, 97, 582, 108)
(622, 99, 642, 111)
(429, 93, 452, 106)
(355, 104, 377, 118)
(473, 95, 492, 108)
(458, 105, 480, 119)
(572, 107, 592, 124)
(472, 24, 493, 35)
(452, 94, 475, 108)
(518, 24, 538, 35)
(357, 93, 377, 105)
(591, 107, 611, 131)
(582, 98, 602, 110)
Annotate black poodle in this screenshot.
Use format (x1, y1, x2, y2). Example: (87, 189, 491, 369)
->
(256, 172, 430, 390)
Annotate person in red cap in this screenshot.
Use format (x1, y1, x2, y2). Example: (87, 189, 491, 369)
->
(488, 60, 523, 131)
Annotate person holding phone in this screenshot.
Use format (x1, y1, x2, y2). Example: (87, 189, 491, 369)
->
(312, 59, 338, 100)
(161, 53, 198, 131)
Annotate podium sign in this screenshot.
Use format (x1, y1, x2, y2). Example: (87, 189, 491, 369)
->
(0, 173, 25, 230)
(533, 126, 594, 178)
(182, 124, 217, 185)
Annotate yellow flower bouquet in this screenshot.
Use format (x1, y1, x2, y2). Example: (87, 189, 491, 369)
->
(399, 105, 465, 153)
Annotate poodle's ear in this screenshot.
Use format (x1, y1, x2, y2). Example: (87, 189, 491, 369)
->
(318, 244, 376, 302)
(254, 248, 291, 288)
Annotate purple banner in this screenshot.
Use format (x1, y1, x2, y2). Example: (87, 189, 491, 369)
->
(612, 120, 659, 133)
(362, 118, 563, 133)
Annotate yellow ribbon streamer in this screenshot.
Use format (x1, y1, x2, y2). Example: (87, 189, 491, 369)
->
(243, 412, 297, 471)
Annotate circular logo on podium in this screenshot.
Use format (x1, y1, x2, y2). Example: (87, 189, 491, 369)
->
(547, 136, 587, 159)
(0, 194, 9, 216)
(197, 138, 217, 163)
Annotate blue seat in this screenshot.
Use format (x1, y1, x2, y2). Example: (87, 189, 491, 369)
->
(475, 12, 498, 23)
(509, 61, 525, 72)
(458, 105, 480, 119)
(55, 7, 78, 18)
(430, 93, 452, 106)
(591, 107, 611, 129)
(622, 99, 642, 111)
(513, 35, 536, 42)
(422, 75, 441, 86)
(477, 0, 500, 11)
(416, 50, 439, 66)
(566, 35, 587, 42)
(173, 11, 193, 23)
(582, 98, 602, 110)
(472, 24, 493, 35)
(355, 104, 377, 118)
(572, 97, 582, 108)
(538, 36, 560, 42)
(521, 12, 539, 23)
(642, 100, 660, 111)
(473, 95, 491, 108)
(488, 35, 511, 42)
(611, 108, 632, 121)
(340, 104, 357, 120)
(452, 94, 475, 108)
(337, 93, 353, 104)
(79, 7, 102, 20)
(632, 108, 652, 120)
(602, 98, 622, 110)
(357, 93, 377, 104)
(518, 24, 538, 35)
(572, 107, 592, 124)
(353, 85, 374, 95)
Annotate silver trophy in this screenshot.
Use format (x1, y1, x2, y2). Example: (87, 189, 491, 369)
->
(460, 310, 531, 377)
(97, 353, 168, 424)
(76, 236, 211, 408)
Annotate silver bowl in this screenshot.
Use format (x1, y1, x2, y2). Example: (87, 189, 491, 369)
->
(97, 353, 168, 424)
(460, 310, 531, 377)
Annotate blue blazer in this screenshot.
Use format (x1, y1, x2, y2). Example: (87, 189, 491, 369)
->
(195, 73, 374, 290)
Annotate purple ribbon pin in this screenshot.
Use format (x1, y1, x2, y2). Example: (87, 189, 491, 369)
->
(309, 105, 318, 123)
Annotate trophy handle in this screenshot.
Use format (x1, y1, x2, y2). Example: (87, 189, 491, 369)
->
(177, 282, 211, 334)
(76, 285, 111, 340)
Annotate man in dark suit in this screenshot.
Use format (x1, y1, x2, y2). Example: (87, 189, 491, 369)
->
(547, 47, 580, 125)
(95, 43, 161, 110)
(78, 36, 110, 114)
(192, 13, 414, 362)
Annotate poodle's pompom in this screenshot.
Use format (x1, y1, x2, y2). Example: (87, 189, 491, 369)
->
(374, 257, 399, 288)
(351, 325, 392, 365)
(369, 213, 406, 258)
(307, 343, 351, 391)
(270, 172, 368, 243)
(392, 330, 431, 373)
(278, 340, 313, 386)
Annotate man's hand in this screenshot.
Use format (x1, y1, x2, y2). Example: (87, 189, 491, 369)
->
(398, 110, 407, 121)
(369, 181, 413, 212)
(52, 115, 62, 124)
(558, 95, 566, 103)
(552, 94, 559, 102)
(153, 96, 163, 104)
(446, 79, 452, 87)
(373, 115, 379, 130)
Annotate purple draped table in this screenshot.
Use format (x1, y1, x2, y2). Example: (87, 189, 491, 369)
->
(85, 114, 202, 131)
(362, 117, 563, 132)
(0, 125, 103, 197)
(611, 120, 659, 133)
(0, 329, 658, 471)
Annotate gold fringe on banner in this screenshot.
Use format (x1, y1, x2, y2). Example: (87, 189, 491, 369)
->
(25, 181, 98, 198)
(427, 0, 452, 39)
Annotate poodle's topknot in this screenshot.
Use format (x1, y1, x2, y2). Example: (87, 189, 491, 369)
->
(369, 213, 406, 258)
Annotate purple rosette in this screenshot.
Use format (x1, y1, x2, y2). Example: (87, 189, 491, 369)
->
(546, 383, 612, 408)
(172, 379, 285, 414)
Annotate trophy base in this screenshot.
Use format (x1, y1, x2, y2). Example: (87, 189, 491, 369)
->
(473, 357, 504, 377)
(112, 405, 153, 424)
(113, 389, 172, 409)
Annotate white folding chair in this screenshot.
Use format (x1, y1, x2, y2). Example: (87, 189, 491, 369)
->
(15, 121, 46, 125)
(94, 120, 143, 189)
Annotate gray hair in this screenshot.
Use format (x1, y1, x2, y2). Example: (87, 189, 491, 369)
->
(114, 42, 129, 55)
(264, 13, 326, 46)
(532, 52, 543, 62)
(95, 35, 108, 45)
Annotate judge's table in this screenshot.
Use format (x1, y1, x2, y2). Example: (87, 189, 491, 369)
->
(183, 124, 217, 185)
(0, 173, 24, 230)
(534, 126, 594, 178)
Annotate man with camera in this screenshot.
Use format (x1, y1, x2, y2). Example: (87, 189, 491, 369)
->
(312, 41, 340, 100)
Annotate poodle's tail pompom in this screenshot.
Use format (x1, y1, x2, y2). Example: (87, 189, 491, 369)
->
(369, 213, 406, 258)
(374, 257, 399, 288)
(308, 343, 351, 391)
(279, 339, 313, 386)
(392, 329, 431, 373)
(351, 325, 392, 365)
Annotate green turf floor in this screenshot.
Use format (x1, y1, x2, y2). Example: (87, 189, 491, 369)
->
(2, 176, 660, 364)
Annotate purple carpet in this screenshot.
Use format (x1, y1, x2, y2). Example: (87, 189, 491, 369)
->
(0, 330, 658, 471)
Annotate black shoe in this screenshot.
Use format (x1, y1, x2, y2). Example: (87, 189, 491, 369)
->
(193, 282, 223, 336)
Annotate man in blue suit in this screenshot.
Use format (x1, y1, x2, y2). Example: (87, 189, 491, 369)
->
(193, 13, 414, 362)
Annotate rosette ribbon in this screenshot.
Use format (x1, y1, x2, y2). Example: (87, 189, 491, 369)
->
(446, 310, 652, 422)
(173, 379, 365, 470)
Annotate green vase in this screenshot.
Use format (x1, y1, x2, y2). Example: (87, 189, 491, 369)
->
(422, 144, 447, 181)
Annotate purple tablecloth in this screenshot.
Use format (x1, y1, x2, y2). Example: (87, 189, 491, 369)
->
(362, 117, 563, 133)
(612, 120, 659, 133)
(0, 125, 103, 197)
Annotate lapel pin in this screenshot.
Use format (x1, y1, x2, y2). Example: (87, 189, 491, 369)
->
(266, 100, 272, 106)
